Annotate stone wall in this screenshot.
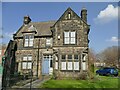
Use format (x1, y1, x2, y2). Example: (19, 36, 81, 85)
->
(15, 36, 53, 77)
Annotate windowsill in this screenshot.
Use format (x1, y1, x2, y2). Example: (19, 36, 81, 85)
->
(63, 44, 77, 46)
(22, 69, 32, 70)
(24, 46, 33, 48)
(63, 44, 76, 45)
(60, 70, 80, 72)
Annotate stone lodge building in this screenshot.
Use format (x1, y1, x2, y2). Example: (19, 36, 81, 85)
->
(12, 7, 90, 79)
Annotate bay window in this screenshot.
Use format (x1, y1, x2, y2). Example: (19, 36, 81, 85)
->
(61, 55, 79, 71)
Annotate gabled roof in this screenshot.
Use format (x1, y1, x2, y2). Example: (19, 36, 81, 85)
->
(15, 21, 56, 37)
(4, 40, 17, 55)
(15, 7, 89, 37)
(53, 7, 89, 27)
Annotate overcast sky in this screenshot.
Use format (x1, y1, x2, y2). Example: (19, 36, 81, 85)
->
(1, 2, 119, 53)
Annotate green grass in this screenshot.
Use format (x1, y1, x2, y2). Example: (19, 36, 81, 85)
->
(38, 76, 119, 88)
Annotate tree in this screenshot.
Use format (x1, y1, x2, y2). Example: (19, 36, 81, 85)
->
(88, 48, 96, 79)
(97, 46, 118, 67)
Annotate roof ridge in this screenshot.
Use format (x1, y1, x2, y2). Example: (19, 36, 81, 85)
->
(30, 20, 56, 23)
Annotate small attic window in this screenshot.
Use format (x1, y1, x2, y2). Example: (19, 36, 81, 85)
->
(68, 12, 71, 19)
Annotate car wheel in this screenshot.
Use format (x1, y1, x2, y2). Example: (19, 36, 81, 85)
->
(106, 73, 110, 76)
(114, 74, 118, 77)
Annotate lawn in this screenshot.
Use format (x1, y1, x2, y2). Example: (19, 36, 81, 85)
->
(38, 76, 119, 88)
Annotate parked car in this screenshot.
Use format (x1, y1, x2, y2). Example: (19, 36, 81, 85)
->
(96, 67, 118, 76)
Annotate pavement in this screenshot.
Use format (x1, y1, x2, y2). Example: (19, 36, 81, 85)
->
(22, 75, 51, 88)
(22, 78, 48, 88)
(11, 75, 51, 88)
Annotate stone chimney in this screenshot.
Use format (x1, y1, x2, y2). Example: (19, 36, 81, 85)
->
(81, 7, 87, 22)
(23, 15, 31, 25)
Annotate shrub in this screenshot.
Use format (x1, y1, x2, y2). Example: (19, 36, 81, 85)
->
(79, 72, 88, 80)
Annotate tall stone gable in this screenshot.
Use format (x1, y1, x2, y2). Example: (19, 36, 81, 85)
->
(52, 7, 90, 79)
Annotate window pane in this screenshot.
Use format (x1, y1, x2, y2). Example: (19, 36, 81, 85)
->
(74, 62, 79, 70)
(27, 62, 32, 69)
(50, 60, 53, 67)
(68, 55, 72, 60)
(55, 62, 58, 69)
(28, 56, 32, 61)
(74, 55, 79, 60)
(25, 35, 29, 39)
(46, 39, 51, 45)
(82, 62, 86, 70)
(68, 62, 72, 70)
(70, 38, 75, 44)
(49, 55, 52, 59)
(24, 39, 29, 47)
(55, 56, 58, 60)
(71, 32, 75, 37)
(22, 62, 27, 69)
(23, 56, 27, 61)
(62, 55, 66, 60)
(64, 32, 69, 37)
(61, 62, 66, 70)
(29, 39, 33, 46)
(68, 13, 71, 19)
(64, 38, 69, 44)
(29, 35, 34, 39)
(82, 54, 86, 61)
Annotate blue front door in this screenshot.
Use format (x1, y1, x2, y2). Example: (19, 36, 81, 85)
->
(42, 58, 49, 75)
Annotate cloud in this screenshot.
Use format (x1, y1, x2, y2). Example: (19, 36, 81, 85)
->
(3, 31, 16, 40)
(106, 36, 119, 42)
(94, 4, 119, 24)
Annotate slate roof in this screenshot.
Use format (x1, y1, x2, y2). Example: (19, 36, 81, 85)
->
(29, 21, 56, 36)
(15, 7, 90, 37)
(15, 21, 56, 37)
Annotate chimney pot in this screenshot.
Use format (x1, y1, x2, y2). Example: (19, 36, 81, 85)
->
(81, 7, 87, 22)
(23, 15, 31, 25)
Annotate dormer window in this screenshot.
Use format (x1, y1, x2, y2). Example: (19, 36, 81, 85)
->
(24, 35, 34, 47)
